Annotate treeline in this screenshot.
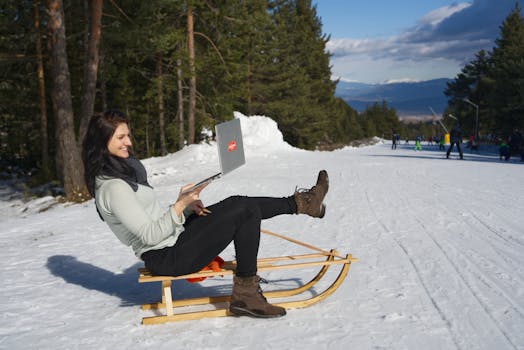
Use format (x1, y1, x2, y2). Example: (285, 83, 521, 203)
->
(1, 0, 400, 201)
(444, 4, 524, 141)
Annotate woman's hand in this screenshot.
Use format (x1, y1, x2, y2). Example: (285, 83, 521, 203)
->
(187, 199, 211, 216)
(171, 183, 208, 217)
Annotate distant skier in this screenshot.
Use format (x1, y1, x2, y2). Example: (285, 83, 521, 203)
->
(507, 128, 523, 161)
(438, 134, 445, 150)
(414, 136, 422, 151)
(391, 131, 397, 150)
(446, 122, 463, 159)
(499, 139, 509, 161)
(468, 135, 479, 152)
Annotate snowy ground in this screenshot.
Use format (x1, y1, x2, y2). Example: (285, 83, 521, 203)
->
(1, 113, 523, 350)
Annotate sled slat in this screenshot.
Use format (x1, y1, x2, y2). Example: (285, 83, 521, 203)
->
(138, 252, 355, 283)
(142, 309, 231, 325)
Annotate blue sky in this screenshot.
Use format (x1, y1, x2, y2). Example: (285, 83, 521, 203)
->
(314, 0, 523, 84)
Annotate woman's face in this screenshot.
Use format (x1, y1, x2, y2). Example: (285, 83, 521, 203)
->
(107, 123, 132, 158)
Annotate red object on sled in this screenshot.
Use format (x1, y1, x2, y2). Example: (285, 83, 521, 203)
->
(186, 256, 225, 283)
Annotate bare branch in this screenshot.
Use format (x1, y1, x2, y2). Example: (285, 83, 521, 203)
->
(107, 0, 134, 23)
(194, 31, 230, 76)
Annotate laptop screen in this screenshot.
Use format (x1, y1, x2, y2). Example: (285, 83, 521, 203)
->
(216, 118, 246, 175)
(180, 118, 246, 194)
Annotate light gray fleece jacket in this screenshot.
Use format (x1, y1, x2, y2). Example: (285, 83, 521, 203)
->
(95, 177, 186, 257)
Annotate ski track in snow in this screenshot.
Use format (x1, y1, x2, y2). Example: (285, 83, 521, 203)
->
(402, 163, 524, 325)
(354, 147, 523, 350)
(362, 179, 462, 349)
(1, 118, 523, 350)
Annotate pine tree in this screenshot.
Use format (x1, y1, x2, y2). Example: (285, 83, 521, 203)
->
(360, 101, 399, 139)
(331, 97, 363, 143)
(262, 0, 342, 149)
(196, 0, 274, 120)
(46, 0, 88, 201)
(488, 3, 524, 134)
(444, 50, 491, 136)
(34, 1, 51, 179)
(0, 2, 43, 172)
(77, 0, 103, 145)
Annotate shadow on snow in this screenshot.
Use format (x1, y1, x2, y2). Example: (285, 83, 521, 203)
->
(46, 255, 305, 307)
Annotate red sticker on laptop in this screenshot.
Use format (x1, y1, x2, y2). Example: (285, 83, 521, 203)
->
(228, 140, 237, 152)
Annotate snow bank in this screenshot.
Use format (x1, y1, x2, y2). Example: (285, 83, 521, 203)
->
(234, 112, 296, 153)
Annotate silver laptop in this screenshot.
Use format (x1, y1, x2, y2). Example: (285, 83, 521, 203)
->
(182, 118, 245, 194)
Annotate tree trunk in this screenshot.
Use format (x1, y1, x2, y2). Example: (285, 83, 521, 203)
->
(46, 0, 88, 201)
(78, 0, 103, 145)
(187, 4, 196, 144)
(34, 1, 50, 178)
(145, 104, 150, 156)
(99, 51, 107, 111)
(176, 58, 184, 149)
(247, 62, 252, 115)
(157, 53, 167, 156)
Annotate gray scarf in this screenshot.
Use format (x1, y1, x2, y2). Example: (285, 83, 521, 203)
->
(102, 155, 152, 191)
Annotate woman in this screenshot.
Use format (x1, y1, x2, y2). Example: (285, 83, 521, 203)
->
(82, 109, 329, 318)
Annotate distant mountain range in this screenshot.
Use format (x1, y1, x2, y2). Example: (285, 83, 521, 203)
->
(335, 78, 452, 120)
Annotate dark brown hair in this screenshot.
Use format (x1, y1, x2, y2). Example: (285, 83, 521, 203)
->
(81, 109, 130, 196)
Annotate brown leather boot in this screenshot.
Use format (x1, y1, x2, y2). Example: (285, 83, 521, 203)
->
(294, 170, 329, 218)
(229, 275, 286, 318)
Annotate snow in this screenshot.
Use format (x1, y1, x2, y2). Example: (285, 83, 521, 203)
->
(1, 113, 523, 349)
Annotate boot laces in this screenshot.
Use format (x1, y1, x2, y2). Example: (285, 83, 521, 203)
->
(259, 277, 269, 284)
(256, 277, 269, 301)
(295, 186, 316, 202)
(295, 185, 316, 193)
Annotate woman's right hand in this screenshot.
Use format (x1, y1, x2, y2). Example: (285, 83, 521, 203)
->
(171, 183, 208, 217)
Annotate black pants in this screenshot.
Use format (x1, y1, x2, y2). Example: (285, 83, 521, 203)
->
(446, 142, 463, 158)
(141, 195, 296, 277)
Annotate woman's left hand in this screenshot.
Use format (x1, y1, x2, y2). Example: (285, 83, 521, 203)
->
(188, 200, 211, 216)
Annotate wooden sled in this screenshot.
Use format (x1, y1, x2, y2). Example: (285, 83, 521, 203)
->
(138, 229, 357, 325)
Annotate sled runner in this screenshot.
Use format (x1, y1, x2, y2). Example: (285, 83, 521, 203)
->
(138, 229, 357, 325)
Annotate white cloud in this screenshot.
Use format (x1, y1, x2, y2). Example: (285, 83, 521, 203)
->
(326, 38, 390, 56)
(327, 0, 522, 83)
(418, 2, 471, 27)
